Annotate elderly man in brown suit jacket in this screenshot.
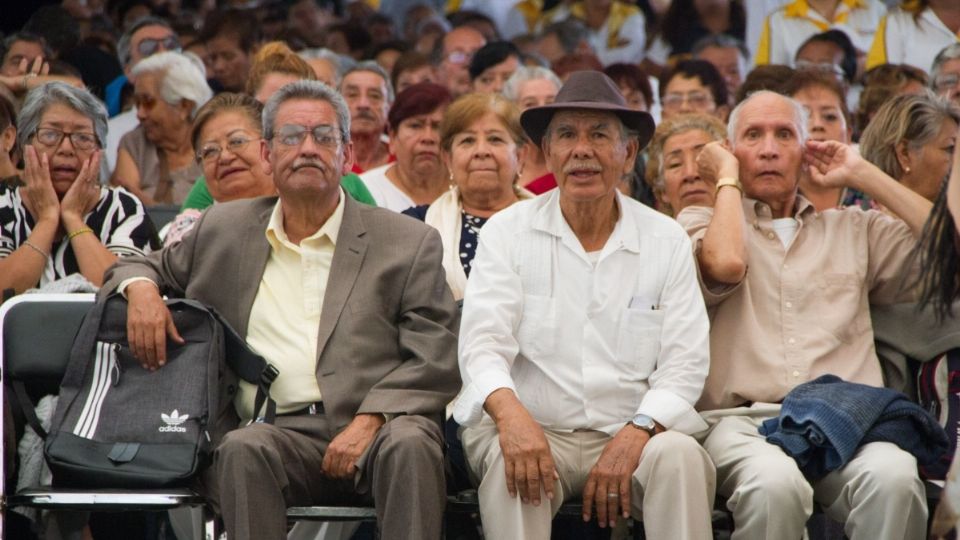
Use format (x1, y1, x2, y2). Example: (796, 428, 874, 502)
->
(100, 80, 460, 540)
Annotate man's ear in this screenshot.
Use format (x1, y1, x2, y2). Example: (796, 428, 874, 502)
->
(260, 139, 273, 176)
(540, 136, 551, 161)
(341, 140, 356, 176)
(387, 127, 397, 156)
(622, 137, 639, 176)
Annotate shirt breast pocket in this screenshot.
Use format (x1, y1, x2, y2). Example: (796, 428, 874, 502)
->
(616, 308, 664, 380)
(517, 294, 557, 359)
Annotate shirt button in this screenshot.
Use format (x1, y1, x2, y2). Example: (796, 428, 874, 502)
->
(788, 338, 796, 344)
(783, 264, 789, 269)
(785, 302, 793, 308)
(767, 232, 775, 240)
(792, 370, 800, 377)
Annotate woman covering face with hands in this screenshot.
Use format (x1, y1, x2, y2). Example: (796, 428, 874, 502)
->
(0, 82, 156, 295)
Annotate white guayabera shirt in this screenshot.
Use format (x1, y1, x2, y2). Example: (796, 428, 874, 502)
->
(455, 189, 711, 436)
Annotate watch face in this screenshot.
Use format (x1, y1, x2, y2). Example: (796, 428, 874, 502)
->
(632, 414, 655, 430)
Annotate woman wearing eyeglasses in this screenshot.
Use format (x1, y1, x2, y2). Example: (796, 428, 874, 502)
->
(110, 51, 212, 206)
(0, 82, 156, 295)
(658, 59, 729, 121)
(163, 93, 277, 244)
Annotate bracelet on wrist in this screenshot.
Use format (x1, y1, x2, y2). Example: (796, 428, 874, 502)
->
(715, 177, 743, 196)
(67, 227, 94, 240)
(22, 240, 49, 260)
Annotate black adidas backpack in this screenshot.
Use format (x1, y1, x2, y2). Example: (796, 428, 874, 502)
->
(38, 294, 278, 489)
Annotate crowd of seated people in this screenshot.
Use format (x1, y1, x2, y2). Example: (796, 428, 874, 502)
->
(1, 0, 960, 539)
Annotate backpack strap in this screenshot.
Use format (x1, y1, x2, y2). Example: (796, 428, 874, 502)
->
(9, 380, 47, 439)
(203, 305, 280, 424)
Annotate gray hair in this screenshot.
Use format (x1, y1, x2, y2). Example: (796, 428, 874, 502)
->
(859, 91, 960, 180)
(17, 82, 108, 151)
(298, 48, 355, 86)
(691, 34, 750, 62)
(538, 19, 589, 55)
(262, 80, 351, 144)
(131, 51, 212, 118)
(931, 43, 960, 90)
(502, 66, 562, 102)
(116, 15, 174, 67)
(727, 90, 809, 148)
(340, 60, 395, 103)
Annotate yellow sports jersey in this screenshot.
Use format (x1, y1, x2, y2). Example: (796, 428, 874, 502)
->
(754, 0, 887, 66)
(866, 6, 960, 72)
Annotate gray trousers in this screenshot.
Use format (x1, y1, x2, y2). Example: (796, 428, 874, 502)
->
(203, 413, 446, 540)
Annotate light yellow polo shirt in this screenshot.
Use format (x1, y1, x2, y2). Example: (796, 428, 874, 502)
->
(237, 190, 345, 421)
(754, 0, 887, 66)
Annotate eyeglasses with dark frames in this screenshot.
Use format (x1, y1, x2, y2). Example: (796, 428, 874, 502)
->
(33, 127, 99, 151)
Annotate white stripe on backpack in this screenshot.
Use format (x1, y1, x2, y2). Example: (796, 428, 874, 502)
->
(73, 342, 116, 438)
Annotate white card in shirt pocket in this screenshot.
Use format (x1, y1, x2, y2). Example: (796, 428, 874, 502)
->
(627, 296, 660, 311)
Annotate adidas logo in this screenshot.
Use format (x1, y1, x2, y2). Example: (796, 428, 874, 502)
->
(159, 410, 189, 433)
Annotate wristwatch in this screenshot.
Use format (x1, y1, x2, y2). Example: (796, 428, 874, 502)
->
(715, 176, 743, 195)
(628, 414, 657, 437)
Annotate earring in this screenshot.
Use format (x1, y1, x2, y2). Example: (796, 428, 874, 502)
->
(904, 166, 911, 174)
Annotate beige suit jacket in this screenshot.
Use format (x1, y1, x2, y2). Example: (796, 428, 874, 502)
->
(102, 195, 461, 435)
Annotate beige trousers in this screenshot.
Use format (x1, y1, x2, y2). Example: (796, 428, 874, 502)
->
(699, 405, 927, 540)
(462, 418, 716, 540)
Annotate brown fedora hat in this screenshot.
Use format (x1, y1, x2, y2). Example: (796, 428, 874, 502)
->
(520, 70, 655, 148)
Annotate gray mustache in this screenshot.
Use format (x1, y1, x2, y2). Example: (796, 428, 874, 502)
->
(562, 162, 603, 174)
(292, 159, 329, 171)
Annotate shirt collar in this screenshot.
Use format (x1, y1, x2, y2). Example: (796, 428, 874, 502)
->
(784, 0, 865, 19)
(744, 193, 816, 222)
(531, 189, 639, 253)
(265, 187, 346, 251)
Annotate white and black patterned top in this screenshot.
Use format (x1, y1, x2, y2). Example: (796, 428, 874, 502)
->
(459, 211, 487, 277)
(0, 182, 158, 287)
(403, 205, 488, 277)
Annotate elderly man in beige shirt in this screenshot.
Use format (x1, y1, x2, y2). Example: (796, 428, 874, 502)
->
(677, 90, 933, 540)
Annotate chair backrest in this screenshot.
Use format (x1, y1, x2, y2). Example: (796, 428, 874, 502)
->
(146, 205, 181, 230)
(1, 294, 95, 383)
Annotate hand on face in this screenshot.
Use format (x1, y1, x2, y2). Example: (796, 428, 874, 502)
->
(59, 150, 102, 221)
(804, 139, 863, 189)
(695, 140, 738, 183)
(21, 145, 60, 224)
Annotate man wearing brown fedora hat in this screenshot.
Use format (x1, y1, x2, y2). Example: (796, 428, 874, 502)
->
(453, 71, 716, 539)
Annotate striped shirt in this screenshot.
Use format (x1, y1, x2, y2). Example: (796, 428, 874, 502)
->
(0, 183, 157, 287)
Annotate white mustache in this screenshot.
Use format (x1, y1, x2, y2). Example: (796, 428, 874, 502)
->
(562, 162, 603, 174)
